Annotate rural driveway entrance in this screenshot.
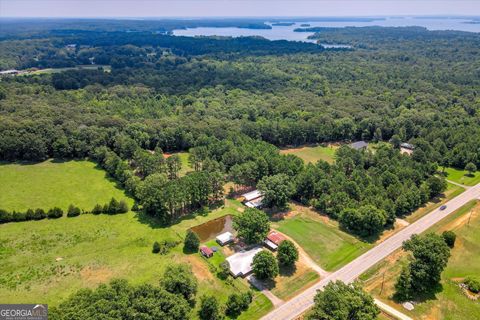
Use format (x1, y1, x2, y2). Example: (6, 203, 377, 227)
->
(262, 183, 480, 320)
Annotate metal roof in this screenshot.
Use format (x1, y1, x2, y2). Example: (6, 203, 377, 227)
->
(226, 247, 263, 277)
(350, 141, 368, 150)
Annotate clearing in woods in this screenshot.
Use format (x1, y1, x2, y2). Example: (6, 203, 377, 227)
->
(0, 159, 131, 211)
(279, 144, 338, 164)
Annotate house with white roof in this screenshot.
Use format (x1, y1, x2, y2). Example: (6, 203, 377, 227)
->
(226, 247, 263, 278)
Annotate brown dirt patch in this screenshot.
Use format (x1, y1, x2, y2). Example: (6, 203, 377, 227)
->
(182, 255, 214, 281)
(423, 305, 441, 320)
(444, 204, 479, 231)
(80, 266, 114, 285)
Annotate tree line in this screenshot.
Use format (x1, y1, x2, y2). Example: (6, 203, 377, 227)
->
(0, 198, 128, 224)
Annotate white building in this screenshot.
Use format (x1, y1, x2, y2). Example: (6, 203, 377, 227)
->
(216, 231, 234, 246)
(242, 190, 263, 202)
(242, 190, 264, 208)
(226, 247, 263, 278)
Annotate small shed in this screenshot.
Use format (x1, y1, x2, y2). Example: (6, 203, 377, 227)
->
(264, 231, 286, 251)
(245, 196, 264, 209)
(350, 141, 368, 150)
(226, 247, 263, 278)
(242, 190, 263, 202)
(200, 246, 213, 258)
(216, 232, 234, 246)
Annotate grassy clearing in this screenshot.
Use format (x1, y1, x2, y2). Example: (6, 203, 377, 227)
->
(27, 65, 112, 75)
(442, 167, 480, 186)
(279, 144, 338, 164)
(272, 205, 371, 271)
(405, 182, 465, 223)
(164, 151, 193, 177)
(177, 152, 193, 176)
(237, 291, 274, 320)
(0, 172, 271, 320)
(362, 200, 480, 320)
(271, 268, 319, 300)
(0, 159, 131, 211)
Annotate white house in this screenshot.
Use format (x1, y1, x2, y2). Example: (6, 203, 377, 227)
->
(226, 247, 263, 278)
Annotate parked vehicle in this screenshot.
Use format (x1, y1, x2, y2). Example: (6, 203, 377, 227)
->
(440, 205, 447, 210)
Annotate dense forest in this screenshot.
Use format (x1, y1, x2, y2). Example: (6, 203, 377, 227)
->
(1, 22, 479, 234)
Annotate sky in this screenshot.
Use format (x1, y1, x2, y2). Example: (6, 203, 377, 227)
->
(1, 0, 479, 18)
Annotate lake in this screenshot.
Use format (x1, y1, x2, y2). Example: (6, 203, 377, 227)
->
(190, 214, 233, 242)
(173, 17, 480, 43)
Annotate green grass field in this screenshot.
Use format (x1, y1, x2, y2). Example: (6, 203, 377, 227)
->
(0, 160, 271, 318)
(0, 199, 270, 318)
(271, 269, 319, 300)
(272, 208, 372, 271)
(279, 145, 338, 164)
(443, 167, 480, 186)
(26, 65, 111, 75)
(363, 200, 480, 320)
(0, 159, 131, 211)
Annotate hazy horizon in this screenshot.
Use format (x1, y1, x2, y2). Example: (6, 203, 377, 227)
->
(1, 1, 479, 18)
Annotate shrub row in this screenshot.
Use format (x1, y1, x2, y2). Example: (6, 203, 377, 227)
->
(152, 240, 180, 255)
(0, 207, 64, 223)
(91, 198, 129, 215)
(0, 198, 129, 224)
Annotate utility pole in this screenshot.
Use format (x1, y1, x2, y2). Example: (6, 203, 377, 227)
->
(380, 270, 386, 296)
(467, 208, 473, 226)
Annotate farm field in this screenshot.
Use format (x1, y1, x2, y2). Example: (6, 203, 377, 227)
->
(362, 200, 480, 320)
(443, 167, 480, 186)
(0, 159, 132, 211)
(279, 144, 338, 164)
(405, 182, 465, 223)
(0, 159, 270, 319)
(272, 204, 372, 271)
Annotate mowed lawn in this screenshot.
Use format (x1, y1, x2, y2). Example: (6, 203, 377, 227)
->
(0, 159, 131, 211)
(279, 144, 338, 164)
(272, 206, 372, 271)
(362, 200, 480, 320)
(443, 167, 480, 186)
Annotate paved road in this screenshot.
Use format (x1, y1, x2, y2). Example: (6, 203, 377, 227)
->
(262, 183, 480, 320)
